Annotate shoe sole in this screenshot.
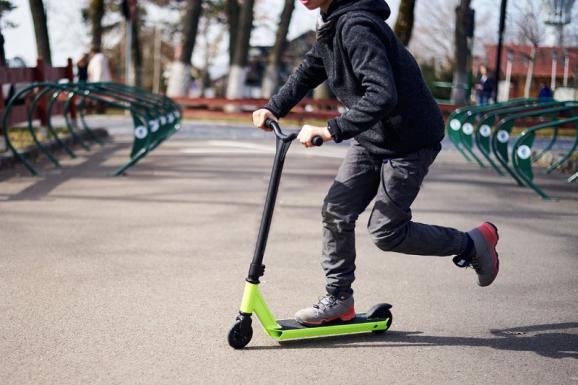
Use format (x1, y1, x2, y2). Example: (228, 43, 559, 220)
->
(296, 307, 356, 327)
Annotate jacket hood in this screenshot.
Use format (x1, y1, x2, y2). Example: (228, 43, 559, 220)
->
(322, 0, 391, 21)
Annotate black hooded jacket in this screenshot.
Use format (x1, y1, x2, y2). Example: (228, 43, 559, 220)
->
(264, 0, 445, 157)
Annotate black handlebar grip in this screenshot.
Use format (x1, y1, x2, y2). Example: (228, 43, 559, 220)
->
(312, 136, 324, 147)
(264, 118, 276, 130)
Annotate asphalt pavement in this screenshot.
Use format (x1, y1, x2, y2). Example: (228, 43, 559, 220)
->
(1, 117, 577, 385)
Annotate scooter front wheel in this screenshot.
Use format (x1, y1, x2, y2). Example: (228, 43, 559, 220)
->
(228, 318, 253, 349)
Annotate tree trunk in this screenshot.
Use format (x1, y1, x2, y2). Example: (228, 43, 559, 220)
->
(226, 0, 240, 65)
(29, 0, 52, 66)
(226, 0, 255, 100)
(179, 0, 203, 64)
(131, 6, 143, 87)
(0, 32, 6, 66)
(167, 0, 203, 97)
(393, 0, 417, 46)
(89, 0, 105, 51)
(262, 0, 295, 98)
(451, 0, 472, 104)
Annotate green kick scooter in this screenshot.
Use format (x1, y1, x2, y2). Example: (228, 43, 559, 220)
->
(227, 119, 393, 349)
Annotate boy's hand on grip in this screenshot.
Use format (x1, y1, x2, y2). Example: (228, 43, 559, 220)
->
(298, 125, 332, 148)
(253, 109, 277, 131)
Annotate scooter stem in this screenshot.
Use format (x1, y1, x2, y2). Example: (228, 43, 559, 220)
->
(246, 121, 296, 283)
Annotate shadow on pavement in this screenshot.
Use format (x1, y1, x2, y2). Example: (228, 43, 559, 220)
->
(2, 142, 125, 201)
(247, 322, 578, 359)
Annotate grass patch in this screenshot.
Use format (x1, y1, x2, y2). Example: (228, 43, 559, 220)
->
(5, 126, 69, 150)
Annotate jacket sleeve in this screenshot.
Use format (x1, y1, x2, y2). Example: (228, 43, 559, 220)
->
(327, 18, 398, 142)
(264, 44, 327, 118)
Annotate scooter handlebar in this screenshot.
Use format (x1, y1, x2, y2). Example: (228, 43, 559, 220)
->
(264, 119, 323, 146)
(265, 119, 296, 142)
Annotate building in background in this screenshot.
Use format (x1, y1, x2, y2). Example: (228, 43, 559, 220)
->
(484, 44, 577, 100)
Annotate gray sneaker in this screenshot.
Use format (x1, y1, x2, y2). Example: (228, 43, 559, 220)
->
(454, 222, 500, 287)
(294, 294, 356, 326)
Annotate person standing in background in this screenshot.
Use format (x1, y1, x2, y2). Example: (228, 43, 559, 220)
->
(538, 83, 554, 100)
(475, 65, 493, 105)
(87, 47, 112, 83)
(77, 53, 90, 82)
(87, 48, 112, 113)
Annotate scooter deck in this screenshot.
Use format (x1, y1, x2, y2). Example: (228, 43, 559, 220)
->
(268, 313, 391, 340)
(277, 313, 385, 330)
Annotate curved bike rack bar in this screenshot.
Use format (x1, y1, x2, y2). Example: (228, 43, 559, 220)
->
(473, 101, 564, 175)
(447, 99, 578, 200)
(511, 116, 578, 200)
(446, 99, 534, 165)
(24, 86, 65, 168)
(46, 87, 79, 159)
(459, 99, 550, 168)
(490, 103, 578, 186)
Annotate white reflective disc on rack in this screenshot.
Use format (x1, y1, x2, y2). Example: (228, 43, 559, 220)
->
(450, 119, 461, 131)
(497, 130, 510, 143)
(135, 125, 147, 139)
(517, 145, 532, 160)
(463, 123, 474, 135)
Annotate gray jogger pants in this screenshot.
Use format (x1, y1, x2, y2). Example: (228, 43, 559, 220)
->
(322, 140, 467, 297)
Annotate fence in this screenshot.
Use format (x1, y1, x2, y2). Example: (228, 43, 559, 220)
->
(174, 97, 460, 124)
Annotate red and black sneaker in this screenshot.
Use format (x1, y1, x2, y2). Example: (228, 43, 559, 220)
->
(454, 222, 500, 287)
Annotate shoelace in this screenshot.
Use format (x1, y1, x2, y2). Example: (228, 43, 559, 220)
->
(453, 254, 480, 273)
(312, 295, 337, 311)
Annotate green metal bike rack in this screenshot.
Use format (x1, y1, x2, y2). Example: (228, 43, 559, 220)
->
(474, 101, 566, 175)
(490, 103, 578, 186)
(24, 86, 67, 168)
(86, 83, 181, 175)
(6, 82, 118, 173)
(456, 99, 539, 167)
(69, 82, 178, 176)
(511, 116, 578, 200)
(445, 99, 578, 198)
(447, 104, 489, 162)
(2, 83, 180, 175)
(46, 88, 79, 159)
(2, 82, 73, 175)
(446, 99, 533, 163)
(2, 81, 181, 176)
(62, 91, 103, 146)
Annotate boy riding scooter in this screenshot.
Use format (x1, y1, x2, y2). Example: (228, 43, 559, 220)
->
(253, 0, 500, 326)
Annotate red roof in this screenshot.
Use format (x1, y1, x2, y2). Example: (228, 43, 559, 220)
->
(485, 44, 578, 78)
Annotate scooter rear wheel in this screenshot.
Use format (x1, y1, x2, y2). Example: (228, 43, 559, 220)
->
(228, 321, 253, 349)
